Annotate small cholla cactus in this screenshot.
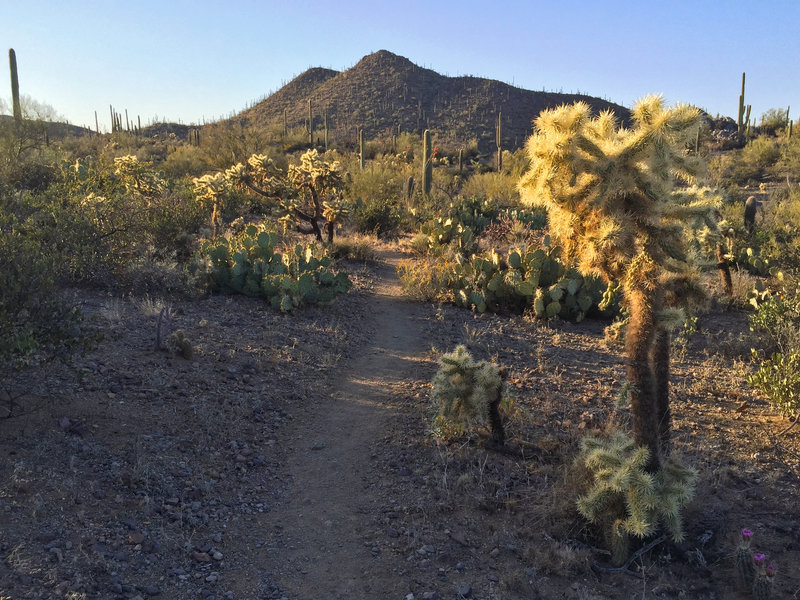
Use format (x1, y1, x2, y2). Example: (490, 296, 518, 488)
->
(751, 555, 773, 600)
(736, 529, 756, 588)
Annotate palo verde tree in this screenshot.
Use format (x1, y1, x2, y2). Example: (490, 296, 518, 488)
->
(209, 149, 349, 243)
(518, 96, 716, 472)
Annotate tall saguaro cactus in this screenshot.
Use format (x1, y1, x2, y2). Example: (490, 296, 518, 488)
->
(307, 99, 313, 148)
(9, 48, 21, 123)
(422, 129, 432, 199)
(737, 72, 747, 136)
(358, 128, 365, 170)
(519, 97, 715, 472)
(495, 111, 502, 171)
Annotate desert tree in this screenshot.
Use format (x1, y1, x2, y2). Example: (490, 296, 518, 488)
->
(518, 96, 717, 471)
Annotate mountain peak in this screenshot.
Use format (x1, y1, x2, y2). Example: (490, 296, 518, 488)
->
(234, 51, 628, 152)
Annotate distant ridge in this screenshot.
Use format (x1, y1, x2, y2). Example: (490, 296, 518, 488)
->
(232, 50, 629, 151)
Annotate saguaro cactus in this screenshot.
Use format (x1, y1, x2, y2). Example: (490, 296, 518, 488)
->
(359, 128, 365, 170)
(9, 48, 21, 123)
(737, 72, 747, 137)
(307, 99, 313, 148)
(422, 129, 432, 199)
(495, 111, 503, 171)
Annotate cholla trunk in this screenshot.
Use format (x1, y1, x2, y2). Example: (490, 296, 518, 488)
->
(625, 284, 663, 473)
(487, 394, 505, 446)
(716, 243, 733, 297)
(650, 327, 671, 456)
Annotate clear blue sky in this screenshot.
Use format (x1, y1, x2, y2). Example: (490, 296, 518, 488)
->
(2, 0, 797, 132)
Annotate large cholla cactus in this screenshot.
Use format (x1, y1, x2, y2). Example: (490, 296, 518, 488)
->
(202, 149, 347, 243)
(577, 432, 697, 565)
(518, 96, 717, 471)
(430, 345, 506, 445)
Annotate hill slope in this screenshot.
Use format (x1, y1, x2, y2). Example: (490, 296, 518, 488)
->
(234, 50, 629, 151)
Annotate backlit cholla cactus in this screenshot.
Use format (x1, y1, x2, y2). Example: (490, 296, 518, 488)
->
(113, 155, 166, 201)
(518, 96, 717, 472)
(193, 172, 228, 236)
(218, 149, 348, 243)
(430, 345, 506, 444)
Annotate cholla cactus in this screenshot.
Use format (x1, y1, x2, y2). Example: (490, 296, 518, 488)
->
(193, 172, 228, 236)
(430, 345, 506, 444)
(518, 96, 715, 471)
(113, 155, 166, 199)
(736, 529, 756, 588)
(577, 432, 697, 565)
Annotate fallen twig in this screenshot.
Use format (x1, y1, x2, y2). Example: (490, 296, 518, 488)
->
(590, 536, 666, 579)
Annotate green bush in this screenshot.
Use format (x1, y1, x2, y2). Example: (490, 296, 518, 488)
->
(353, 197, 402, 239)
(747, 288, 800, 415)
(0, 219, 96, 400)
(196, 223, 351, 311)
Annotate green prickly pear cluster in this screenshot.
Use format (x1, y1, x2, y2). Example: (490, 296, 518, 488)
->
(419, 217, 477, 256)
(448, 243, 607, 321)
(199, 223, 351, 311)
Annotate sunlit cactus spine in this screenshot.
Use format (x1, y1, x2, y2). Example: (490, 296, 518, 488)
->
(736, 529, 756, 588)
(422, 129, 432, 199)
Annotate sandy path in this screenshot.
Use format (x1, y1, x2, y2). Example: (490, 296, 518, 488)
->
(229, 250, 430, 599)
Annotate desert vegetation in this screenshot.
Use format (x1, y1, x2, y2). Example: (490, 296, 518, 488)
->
(2, 49, 800, 599)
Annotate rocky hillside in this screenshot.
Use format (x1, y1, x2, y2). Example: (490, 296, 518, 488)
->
(232, 50, 630, 152)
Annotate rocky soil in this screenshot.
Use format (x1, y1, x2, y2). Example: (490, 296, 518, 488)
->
(1, 246, 799, 600)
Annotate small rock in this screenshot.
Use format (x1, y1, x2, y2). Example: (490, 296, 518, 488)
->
(311, 442, 326, 451)
(211, 550, 223, 561)
(405, 594, 415, 600)
(422, 593, 440, 600)
(128, 532, 146, 545)
(455, 562, 466, 572)
(143, 584, 161, 596)
(191, 551, 211, 563)
(457, 585, 472, 598)
(387, 528, 399, 538)
(489, 547, 500, 558)
(487, 574, 499, 582)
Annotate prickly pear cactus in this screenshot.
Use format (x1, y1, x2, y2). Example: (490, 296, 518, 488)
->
(198, 223, 351, 311)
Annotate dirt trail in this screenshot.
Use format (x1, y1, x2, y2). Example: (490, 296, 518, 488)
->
(230, 249, 430, 599)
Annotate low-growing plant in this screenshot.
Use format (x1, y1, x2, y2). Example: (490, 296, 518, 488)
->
(196, 223, 351, 311)
(429, 345, 508, 445)
(353, 197, 402, 239)
(576, 432, 697, 566)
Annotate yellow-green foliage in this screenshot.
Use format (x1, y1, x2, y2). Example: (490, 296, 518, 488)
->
(430, 345, 503, 438)
(460, 171, 520, 205)
(577, 432, 697, 548)
(518, 96, 714, 287)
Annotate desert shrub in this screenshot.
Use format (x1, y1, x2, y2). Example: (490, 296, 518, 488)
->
(429, 345, 508, 444)
(0, 215, 96, 402)
(460, 170, 520, 205)
(758, 108, 791, 137)
(353, 197, 402, 239)
(747, 287, 800, 415)
(195, 223, 351, 311)
(577, 432, 696, 565)
(329, 233, 377, 262)
(162, 144, 211, 178)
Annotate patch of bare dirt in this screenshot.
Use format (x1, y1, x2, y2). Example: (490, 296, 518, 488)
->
(1, 245, 799, 600)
